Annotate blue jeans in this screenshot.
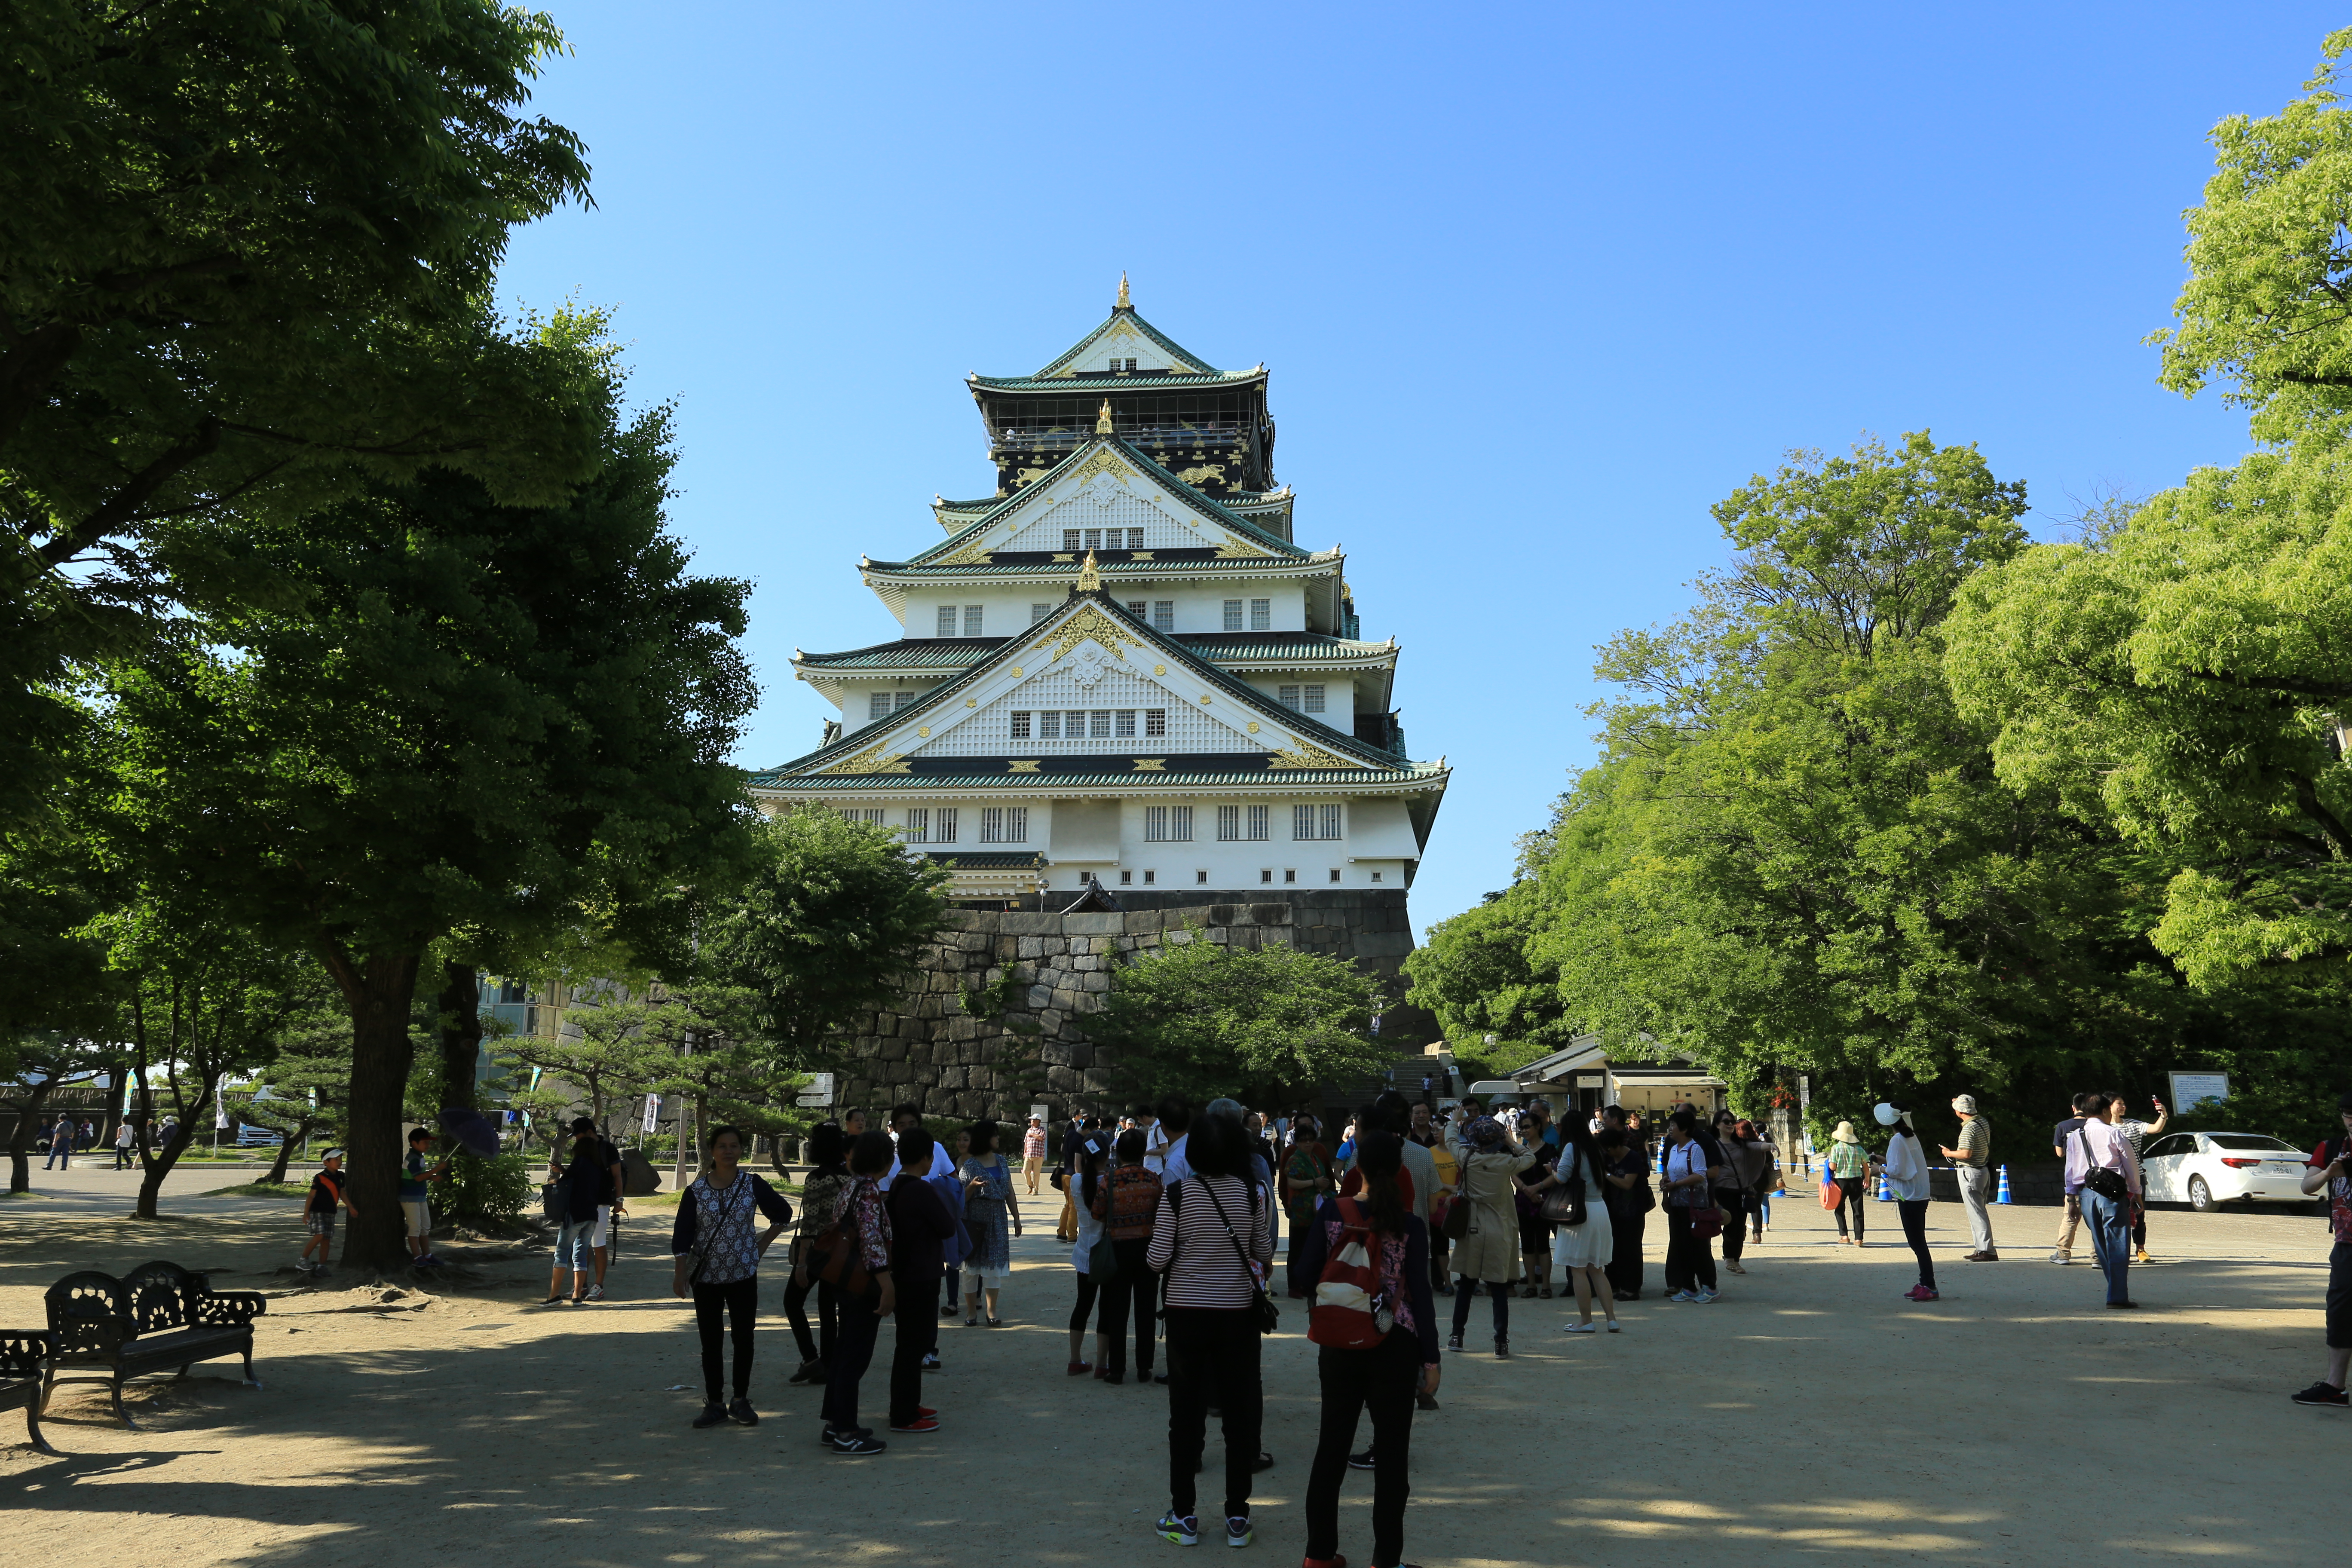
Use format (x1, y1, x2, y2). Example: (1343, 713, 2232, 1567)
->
(43, 1144, 71, 1170)
(555, 1216, 595, 1273)
(2081, 1187, 2132, 1305)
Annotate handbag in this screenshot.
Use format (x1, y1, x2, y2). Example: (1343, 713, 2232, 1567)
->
(1442, 1192, 1471, 1240)
(1541, 1162, 1589, 1226)
(1085, 1172, 1121, 1283)
(2075, 1127, 2129, 1203)
(540, 1173, 571, 1224)
(1690, 1204, 1724, 1240)
(1819, 1170, 1842, 1211)
(805, 1177, 878, 1305)
(1193, 1177, 1281, 1335)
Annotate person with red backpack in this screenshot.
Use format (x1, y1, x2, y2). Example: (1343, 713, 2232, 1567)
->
(1295, 1130, 1440, 1568)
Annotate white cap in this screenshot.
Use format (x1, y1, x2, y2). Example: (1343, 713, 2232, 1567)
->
(1873, 1103, 1901, 1127)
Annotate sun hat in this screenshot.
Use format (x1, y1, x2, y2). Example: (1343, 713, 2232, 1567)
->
(1468, 1115, 1505, 1147)
(1830, 1122, 1859, 1145)
(1873, 1102, 1903, 1127)
(1951, 1094, 1979, 1114)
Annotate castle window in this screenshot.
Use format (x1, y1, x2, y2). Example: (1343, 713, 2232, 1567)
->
(1127, 529, 1144, 548)
(1329, 868, 1341, 884)
(1303, 684, 1326, 714)
(1293, 804, 1344, 840)
(1115, 710, 1136, 738)
(1217, 805, 1240, 841)
(1063, 530, 1081, 551)
(1039, 712, 1061, 738)
(1090, 710, 1112, 739)
(1278, 686, 1300, 710)
(1219, 805, 1269, 843)
(1249, 805, 1268, 840)
(1083, 529, 1102, 551)
(1011, 711, 1032, 739)
(1153, 601, 1175, 631)
(870, 692, 892, 720)
(1120, 870, 1133, 885)
(894, 692, 919, 711)
(937, 808, 957, 843)
(1250, 598, 1271, 631)
(1196, 870, 1209, 885)
(980, 807, 1026, 843)
(1370, 870, 1383, 883)
(936, 605, 957, 637)
(905, 808, 929, 843)
(1144, 805, 1193, 842)
(1031, 603, 1053, 624)
(1143, 869, 1156, 885)
(1127, 600, 1146, 617)
(1284, 868, 1297, 883)
(1145, 709, 1167, 737)
(1066, 709, 1088, 737)
(1262, 868, 1274, 884)
(1223, 599, 1243, 631)
(962, 605, 983, 636)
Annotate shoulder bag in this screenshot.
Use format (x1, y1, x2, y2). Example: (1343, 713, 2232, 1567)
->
(1085, 1171, 1121, 1283)
(1540, 1158, 1589, 1226)
(1194, 1177, 1281, 1335)
(805, 1177, 879, 1305)
(2075, 1127, 2129, 1203)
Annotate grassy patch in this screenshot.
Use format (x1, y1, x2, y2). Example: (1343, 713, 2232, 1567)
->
(205, 1180, 309, 1199)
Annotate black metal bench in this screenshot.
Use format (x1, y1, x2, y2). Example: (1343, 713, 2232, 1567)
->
(1, 1331, 55, 1453)
(42, 1260, 266, 1430)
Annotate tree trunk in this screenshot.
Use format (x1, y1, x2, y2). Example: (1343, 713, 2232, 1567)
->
(323, 948, 425, 1271)
(6, 1080, 55, 1194)
(136, 1121, 195, 1220)
(263, 1119, 315, 1186)
(436, 961, 483, 1115)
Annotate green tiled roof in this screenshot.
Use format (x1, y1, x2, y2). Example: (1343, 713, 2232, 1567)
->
(794, 637, 1007, 671)
(904, 436, 1305, 569)
(865, 554, 1332, 579)
(793, 631, 1393, 673)
(972, 368, 1263, 393)
(1031, 307, 1222, 380)
(753, 764, 1445, 793)
(1171, 633, 1394, 662)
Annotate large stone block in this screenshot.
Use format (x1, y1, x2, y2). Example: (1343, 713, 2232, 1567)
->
(1018, 936, 1045, 959)
(1080, 971, 1110, 992)
(1026, 984, 1052, 1009)
(1064, 913, 1122, 936)
(873, 1036, 907, 1061)
(1352, 931, 1415, 958)
(998, 912, 1060, 936)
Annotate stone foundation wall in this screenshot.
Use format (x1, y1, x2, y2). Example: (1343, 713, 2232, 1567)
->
(832, 892, 1430, 1121)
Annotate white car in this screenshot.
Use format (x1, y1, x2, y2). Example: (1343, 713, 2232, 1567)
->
(2139, 1131, 2311, 1211)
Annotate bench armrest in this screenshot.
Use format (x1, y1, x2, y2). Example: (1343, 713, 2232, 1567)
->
(0, 1331, 49, 1378)
(194, 1291, 267, 1326)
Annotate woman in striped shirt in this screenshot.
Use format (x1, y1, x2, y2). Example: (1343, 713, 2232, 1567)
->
(1149, 1112, 1276, 1550)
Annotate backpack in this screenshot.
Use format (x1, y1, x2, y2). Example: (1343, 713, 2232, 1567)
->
(1308, 1197, 1396, 1350)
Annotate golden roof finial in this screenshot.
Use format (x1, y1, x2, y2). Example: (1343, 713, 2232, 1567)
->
(1096, 399, 1114, 435)
(1117, 271, 1130, 309)
(1076, 548, 1102, 592)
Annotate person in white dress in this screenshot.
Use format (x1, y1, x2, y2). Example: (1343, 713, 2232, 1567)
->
(1532, 1121, 1618, 1332)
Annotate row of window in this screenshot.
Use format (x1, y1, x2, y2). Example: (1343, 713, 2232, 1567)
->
(834, 803, 1343, 845)
(839, 805, 1029, 844)
(1279, 684, 1326, 713)
(995, 598, 1284, 634)
(1010, 708, 1168, 740)
(868, 691, 922, 720)
(1111, 867, 1384, 886)
(1063, 528, 1147, 551)
(937, 604, 985, 637)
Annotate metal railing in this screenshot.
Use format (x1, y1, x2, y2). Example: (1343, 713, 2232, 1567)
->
(991, 422, 1250, 452)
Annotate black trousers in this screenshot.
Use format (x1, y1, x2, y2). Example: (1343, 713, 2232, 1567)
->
(821, 1292, 882, 1431)
(1070, 1268, 1100, 1334)
(112, 1145, 134, 1170)
(1605, 1199, 1645, 1297)
(1833, 1176, 1867, 1239)
(1449, 1277, 1508, 1339)
(888, 1275, 939, 1425)
(1715, 1190, 1749, 1261)
(1096, 1239, 1157, 1375)
(1898, 1198, 1936, 1289)
(1664, 1206, 1717, 1292)
(691, 1276, 758, 1403)
(783, 1267, 838, 1366)
(1304, 1330, 1419, 1567)
(1165, 1307, 1262, 1522)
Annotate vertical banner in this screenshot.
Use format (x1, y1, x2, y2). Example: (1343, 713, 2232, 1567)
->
(641, 1094, 662, 1135)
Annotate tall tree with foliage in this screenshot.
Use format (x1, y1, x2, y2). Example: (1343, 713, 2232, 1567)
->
(1090, 933, 1384, 1109)
(97, 313, 756, 1266)
(0, 1029, 111, 1194)
(703, 808, 949, 1071)
(1404, 883, 1578, 1071)
(2, 0, 596, 830)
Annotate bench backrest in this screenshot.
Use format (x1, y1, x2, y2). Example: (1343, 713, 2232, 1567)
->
(43, 1271, 126, 1357)
(122, 1261, 204, 1335)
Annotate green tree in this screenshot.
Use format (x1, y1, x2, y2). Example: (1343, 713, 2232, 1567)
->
(97, 315, 756, 1266)
(1090, 932, 1384, 1109)
(1403, 884, 1577, 1068)
(1, 1030, 111, 1194)
(703, 808, 949, 1071)
(3, 1, 595, 829)
(496, 992, 667, 1133)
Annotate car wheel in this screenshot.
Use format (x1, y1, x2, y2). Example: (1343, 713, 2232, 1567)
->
(2188, 1175, 2215, 1213)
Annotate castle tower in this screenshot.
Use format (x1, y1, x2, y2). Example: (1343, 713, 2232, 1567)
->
(753, 286, 1449, 911)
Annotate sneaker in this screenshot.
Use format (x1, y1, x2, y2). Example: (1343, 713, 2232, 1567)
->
(1445, 1333, 1464, 1352)
(920, 1352, 940, 1371)
(1225, 1515, 1253, 1548)
(888, 1415, 940, 1432)
(2290, 1380, 2349, 1409)
(819, 1424, 872, 1446)
(692, 1402, 728, 1429)
(831, 1432, 887, 1455)
(1905, 1285, 1941, 1301)
(585, 1284, 606, 1302)
(1103, 1368, 1125, 1384)
(727, 1398, 758, 1426)
(1493, 1336, 1510, 1359)
(1155, 1512, 1199, 1547)
(1666, 1290, 1697, 1303)
(787, 1360, 826, 1386)
(1067, 1360, 1093, 1376)
(1561, 1320, 1597, 1334)
(1347, 1448, 1376, 1470)
(939, 1302, 956, 1318)
(2050, 1250, 2071, 1265)
(1694, 1289, 1720, 1303)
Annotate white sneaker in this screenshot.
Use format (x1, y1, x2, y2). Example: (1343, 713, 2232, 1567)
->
(1561, 1320, 1597, 1334)
(2050, 1250, 2071, 1265)
(586, 1285, 606, 1302)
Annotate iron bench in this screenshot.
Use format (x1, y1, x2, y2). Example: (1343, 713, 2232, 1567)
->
(42, 1260, 266, 1430)
(1, 1330, 55, 1453)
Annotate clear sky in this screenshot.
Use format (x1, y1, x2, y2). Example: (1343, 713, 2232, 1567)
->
(496, 3, 2344, 936)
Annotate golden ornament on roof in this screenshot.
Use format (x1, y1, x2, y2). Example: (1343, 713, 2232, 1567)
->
(1096, 399, 1115, 435)
(1117, 272, 1130, 308)
(1075, 549, 1102, 591)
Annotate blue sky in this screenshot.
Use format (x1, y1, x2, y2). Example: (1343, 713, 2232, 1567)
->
(496, 3, 2343, 935)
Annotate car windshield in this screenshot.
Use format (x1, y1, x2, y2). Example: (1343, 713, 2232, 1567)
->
(2206, 1133, 2299, 1152)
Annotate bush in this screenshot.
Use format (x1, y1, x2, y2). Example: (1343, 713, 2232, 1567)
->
(441, 1150, 533, 1223)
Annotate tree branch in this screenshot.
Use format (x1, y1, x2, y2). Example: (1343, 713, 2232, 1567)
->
(37, 417, 222, 565)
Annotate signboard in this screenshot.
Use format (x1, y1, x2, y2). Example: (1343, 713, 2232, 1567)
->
(1575, 1075, 1603, 1088)
(2167, 1071, 2230, 1112)
(794, 1072, 836, 1109)
(641, 1094, 662, 1135)
(1799, 1075, 1811, 1109)
(1030, 1102, 1050, 1126)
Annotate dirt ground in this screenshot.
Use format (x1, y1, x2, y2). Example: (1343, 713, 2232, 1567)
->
(0, 1158, 2343, 1567)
